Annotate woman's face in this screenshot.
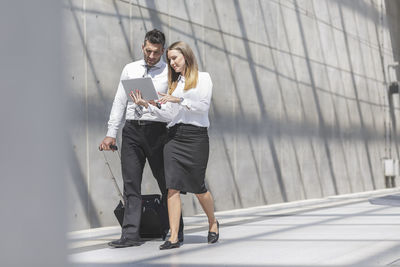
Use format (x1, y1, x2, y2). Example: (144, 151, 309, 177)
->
(168, 49, 186, 74)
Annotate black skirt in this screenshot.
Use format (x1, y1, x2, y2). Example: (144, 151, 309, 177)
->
(164, 123, 209, 194)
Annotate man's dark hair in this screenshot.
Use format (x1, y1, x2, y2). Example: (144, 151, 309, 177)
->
(144, 29, 166, 48)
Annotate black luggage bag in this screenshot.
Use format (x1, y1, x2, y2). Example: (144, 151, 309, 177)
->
(114, 194, 169, 240)
(101, 146, 169, 240)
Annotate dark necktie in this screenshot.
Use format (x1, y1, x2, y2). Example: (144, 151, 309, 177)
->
(143, 65, 152, 77)
(136, 65, 153, 118)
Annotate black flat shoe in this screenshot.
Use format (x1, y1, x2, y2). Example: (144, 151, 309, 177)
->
(159, 240, 181, 250)
(108, 237, 143, 248)
(208, 220, 219, 244)
(178, 230, 184, 243)
(164, 231, 184, 243)
(179, 215, 184, 243)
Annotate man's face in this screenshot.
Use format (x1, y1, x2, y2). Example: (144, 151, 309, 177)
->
(142, 41, 164, 66)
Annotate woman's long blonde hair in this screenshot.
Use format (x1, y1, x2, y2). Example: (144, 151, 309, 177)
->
(166, 41, 198, 95)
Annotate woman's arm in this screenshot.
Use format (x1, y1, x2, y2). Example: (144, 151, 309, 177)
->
(180, 73, 212, 114)
(129, 90, 178, 121)
(147, 101, 179, 121)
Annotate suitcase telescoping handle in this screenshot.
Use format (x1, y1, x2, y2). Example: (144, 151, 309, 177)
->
(99, 145, 125, 206)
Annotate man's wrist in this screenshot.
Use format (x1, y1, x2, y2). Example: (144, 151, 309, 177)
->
(106, 130, 118, 139)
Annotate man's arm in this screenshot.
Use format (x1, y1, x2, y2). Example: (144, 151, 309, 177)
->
(99, 66, 128, 150)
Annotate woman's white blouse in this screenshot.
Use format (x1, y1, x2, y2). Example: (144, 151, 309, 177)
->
(147, 72, 213, 128)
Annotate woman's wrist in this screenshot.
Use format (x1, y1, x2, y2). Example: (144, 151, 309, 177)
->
(172, 96, 179, 103)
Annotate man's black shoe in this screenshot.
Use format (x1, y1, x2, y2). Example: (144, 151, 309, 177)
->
(108, 237, 143, 248)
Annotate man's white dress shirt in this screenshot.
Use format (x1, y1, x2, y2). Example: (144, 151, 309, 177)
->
(106, 59, 168, 138)
(147, 72, 213, 128)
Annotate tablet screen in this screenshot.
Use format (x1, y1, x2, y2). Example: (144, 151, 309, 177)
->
(121, 77, 159, 101)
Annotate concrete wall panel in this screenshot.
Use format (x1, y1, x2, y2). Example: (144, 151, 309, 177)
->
(65, 0, 400, 231)
(65, 0, 91, 230)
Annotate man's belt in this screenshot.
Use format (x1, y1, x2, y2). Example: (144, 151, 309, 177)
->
(126, 120, 167, 126)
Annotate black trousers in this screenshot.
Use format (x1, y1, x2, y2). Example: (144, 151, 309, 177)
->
(120, 120, 183, 240)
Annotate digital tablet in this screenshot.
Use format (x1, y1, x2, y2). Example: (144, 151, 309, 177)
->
(121, 77, 159, 101)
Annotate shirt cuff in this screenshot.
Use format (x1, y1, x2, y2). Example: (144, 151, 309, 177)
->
(142, 106, 152, 114)
(147, 104, 155, 114)
(180, 98, 191, 109)
(106, 128, 118, 139)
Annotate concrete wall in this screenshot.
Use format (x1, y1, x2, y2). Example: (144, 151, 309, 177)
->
(64, 0, 400, 231)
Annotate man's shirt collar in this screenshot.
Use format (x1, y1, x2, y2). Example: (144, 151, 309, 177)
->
(140, 58, 165, 69)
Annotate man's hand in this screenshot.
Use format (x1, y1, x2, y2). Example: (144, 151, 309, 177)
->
(99, 137, 116, 151)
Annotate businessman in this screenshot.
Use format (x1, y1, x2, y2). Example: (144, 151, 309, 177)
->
(99, 29, 183, 248)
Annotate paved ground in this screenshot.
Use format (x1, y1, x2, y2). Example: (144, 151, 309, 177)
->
(69, 188, 400, 267)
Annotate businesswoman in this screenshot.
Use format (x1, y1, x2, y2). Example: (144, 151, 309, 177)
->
(130, 41, 219, 250)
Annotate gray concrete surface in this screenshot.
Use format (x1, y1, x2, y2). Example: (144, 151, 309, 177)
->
(69, 188, 400, 266)
(1, 1, 68, 266)
(64, 0, 400, 231)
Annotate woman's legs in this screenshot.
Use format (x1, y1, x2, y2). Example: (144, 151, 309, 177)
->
(195, 191, 218, 233)
(167, 189, 181, 242)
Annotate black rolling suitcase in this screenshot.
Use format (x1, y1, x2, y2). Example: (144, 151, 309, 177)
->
(101, 146, 169, 240)
(114, 194, 169, 239)
(139, 194, 169, 239)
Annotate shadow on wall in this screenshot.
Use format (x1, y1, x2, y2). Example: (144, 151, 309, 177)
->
(65, 0, 399, 229)
(385, 0, 400, 168)
(385, 0, 400, 79)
